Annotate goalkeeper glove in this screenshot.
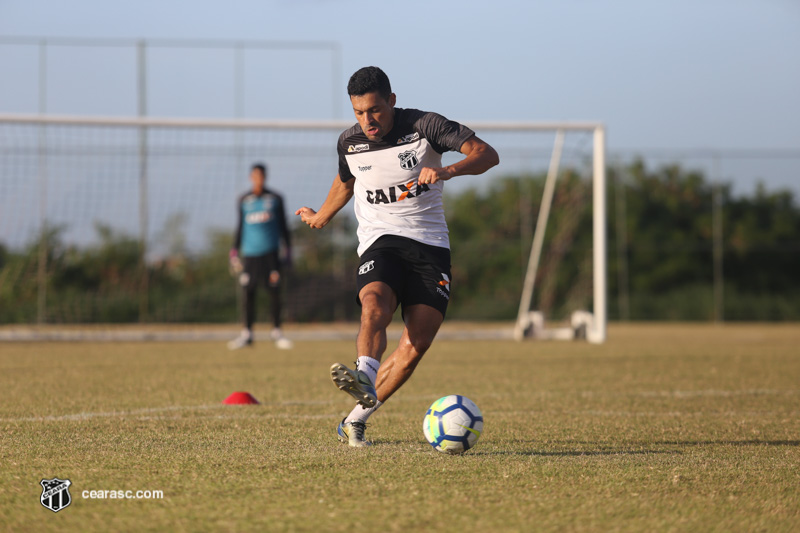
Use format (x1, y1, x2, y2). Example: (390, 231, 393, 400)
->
(229, 249, 243, 275)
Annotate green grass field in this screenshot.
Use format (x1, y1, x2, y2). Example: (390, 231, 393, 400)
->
(1, 323, 799, 532)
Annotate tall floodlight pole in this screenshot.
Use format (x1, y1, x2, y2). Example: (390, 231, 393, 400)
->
(233, 43, 245, 317)
(332, 42, 342, 119)
(234, 41, 244, 171)
(137, 40, 149, 322)
(712, 154, 724, 322)
(614, 159, 630, 321)
(37, 39, 48, 324)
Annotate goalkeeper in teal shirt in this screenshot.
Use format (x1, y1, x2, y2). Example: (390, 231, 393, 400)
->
(228, 163, 293, 350)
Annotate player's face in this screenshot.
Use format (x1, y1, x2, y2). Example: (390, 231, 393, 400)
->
(250, 169, 265, 193)
(351, 91, 396, 141)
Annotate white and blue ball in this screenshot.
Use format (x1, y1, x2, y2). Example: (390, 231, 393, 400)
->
(423, 395, 483, 454)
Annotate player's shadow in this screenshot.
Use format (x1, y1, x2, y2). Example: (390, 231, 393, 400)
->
(654, 439, 800, 447)
(376, 439, 799, 455)
(471, 439, 800, 456)
(470, 449, 679, 457)
(546, 439, 800, 447)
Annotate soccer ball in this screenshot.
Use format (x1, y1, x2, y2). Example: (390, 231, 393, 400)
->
(423, 395, 483, 454)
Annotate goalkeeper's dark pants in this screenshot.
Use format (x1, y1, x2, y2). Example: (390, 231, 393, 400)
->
(240, 252, 282, 330)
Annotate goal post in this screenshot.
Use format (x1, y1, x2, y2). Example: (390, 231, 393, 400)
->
(592, 125, 607, 343)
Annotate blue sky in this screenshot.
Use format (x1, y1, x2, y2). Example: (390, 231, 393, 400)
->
(1, 0, 798, 251)
(2, 0, 799, 151)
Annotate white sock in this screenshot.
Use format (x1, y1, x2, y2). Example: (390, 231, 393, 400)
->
(344, 400, 383, 424)
(356, 356, 380, 386)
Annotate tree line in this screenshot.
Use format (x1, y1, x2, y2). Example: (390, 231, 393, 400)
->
(1, 160, 798, 324)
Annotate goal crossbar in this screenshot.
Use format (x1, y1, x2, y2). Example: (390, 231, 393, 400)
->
(0, 113, 603, 132)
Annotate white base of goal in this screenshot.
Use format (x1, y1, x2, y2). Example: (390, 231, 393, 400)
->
(514, 310, 601, 342)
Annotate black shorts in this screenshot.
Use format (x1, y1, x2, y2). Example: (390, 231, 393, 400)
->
(240, 252, 281, 290)
(356, 235, 452, 318)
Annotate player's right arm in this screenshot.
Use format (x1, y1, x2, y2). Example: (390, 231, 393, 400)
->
(295, 174, 354, 229)
(230, 195, 245, 273)
(232, 195, 244, 251)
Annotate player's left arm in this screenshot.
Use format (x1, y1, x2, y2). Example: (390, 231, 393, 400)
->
(418, 136, 499, 185)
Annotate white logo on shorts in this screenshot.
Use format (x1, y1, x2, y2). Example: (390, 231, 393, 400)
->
(358, 260, 375, 275)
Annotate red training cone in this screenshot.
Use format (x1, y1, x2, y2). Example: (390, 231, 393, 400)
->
(222, 391, 260, 405)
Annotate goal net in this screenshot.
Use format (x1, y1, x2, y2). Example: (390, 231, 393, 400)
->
(0, 114, 605, 340)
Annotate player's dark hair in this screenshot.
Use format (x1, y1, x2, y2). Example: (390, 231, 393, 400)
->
(251, 163, 267, 179)
(347, 66, 392, 101)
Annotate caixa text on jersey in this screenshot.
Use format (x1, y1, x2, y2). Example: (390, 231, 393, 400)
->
(365, 180, 431, 205)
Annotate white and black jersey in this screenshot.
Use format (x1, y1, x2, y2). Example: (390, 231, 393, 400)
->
(337, 107, 475, 256)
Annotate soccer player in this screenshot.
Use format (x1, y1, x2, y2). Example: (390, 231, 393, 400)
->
(296, 67, 499, 446)
(228, 163, 293, 350)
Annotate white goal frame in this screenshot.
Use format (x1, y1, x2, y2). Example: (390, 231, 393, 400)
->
(0, 114, 605, 341)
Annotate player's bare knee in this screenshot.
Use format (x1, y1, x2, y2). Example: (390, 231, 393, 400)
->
(360, 298, 392, 329)
(414, 339, 433, 357)
(361, 310, 388, 331)
(401, 335, 432, 360)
